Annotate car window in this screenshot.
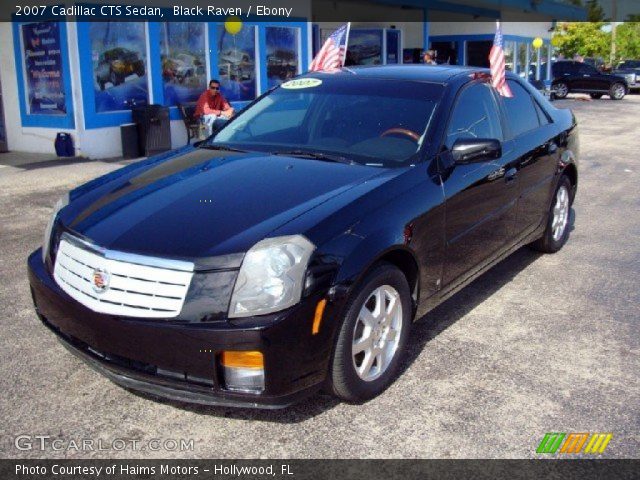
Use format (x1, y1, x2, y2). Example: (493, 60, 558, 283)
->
(245, 94, 311, 137)
(211, 78, 443, 167)
(533, 100, 551, 126)
(552, 62, 567, 76)
(502, 80, 540, 138)
(578, 63, 598, 75)
(445, 83, 503, 150)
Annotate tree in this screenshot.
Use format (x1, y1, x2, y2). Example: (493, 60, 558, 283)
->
(585, 0, 606, 22)
(615, 23, 640, 61)
(564, 0, 606, 21)
(552, 22, 610, 60)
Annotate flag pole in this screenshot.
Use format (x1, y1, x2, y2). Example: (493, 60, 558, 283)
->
(342, 22, 351, 66)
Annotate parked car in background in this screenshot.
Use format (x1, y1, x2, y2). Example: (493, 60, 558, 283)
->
(95, 48, 145, 91)
(29, 66, 579, 407)
(551, 60, 628, 100)
(613, 60, 640, 91)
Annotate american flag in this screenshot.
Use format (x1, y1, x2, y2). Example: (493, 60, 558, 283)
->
(489, 22, 513, 97)
(309, 23, 350, 72)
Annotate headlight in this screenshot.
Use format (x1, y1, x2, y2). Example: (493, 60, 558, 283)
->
(42, 193, 69, 262)
(229, 235, 315, 318)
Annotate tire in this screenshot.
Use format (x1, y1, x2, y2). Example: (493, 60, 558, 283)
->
(530, 175, 573, 253)
(327, 263, 412, 403)
(590, 93, 604, 99)
(609, 82, 626, 100)
(554, 82, 569, 99)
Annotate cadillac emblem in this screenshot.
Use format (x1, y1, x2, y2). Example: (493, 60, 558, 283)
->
(91, 268, 110, 293)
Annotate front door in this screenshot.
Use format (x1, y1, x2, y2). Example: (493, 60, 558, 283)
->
(500, 80, 560, 234)
(0, 73, 7, 152)
(440, 82, 518, 287)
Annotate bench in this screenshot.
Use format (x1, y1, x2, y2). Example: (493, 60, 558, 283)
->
(177, 102, 199, 145)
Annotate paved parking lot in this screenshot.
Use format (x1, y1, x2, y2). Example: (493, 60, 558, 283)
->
(0, 94, 638, 459)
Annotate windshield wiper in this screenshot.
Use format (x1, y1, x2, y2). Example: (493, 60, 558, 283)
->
(271, 149, 353, 164)
(199, 144, 247, 153)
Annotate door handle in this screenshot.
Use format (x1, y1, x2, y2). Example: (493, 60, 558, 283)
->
(505, 167, 518, 183)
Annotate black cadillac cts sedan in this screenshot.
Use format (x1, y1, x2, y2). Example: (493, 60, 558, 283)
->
(28, 66, 579, 408)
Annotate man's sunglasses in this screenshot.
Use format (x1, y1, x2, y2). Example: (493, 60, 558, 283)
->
(209, 86, 220, 90)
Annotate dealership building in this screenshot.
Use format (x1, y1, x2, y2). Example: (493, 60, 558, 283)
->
(0, 0, 586, 158)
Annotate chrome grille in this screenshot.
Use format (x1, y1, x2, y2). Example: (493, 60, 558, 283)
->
(53, 233, 194, 318)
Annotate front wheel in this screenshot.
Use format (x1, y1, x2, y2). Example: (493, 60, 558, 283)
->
(554, 82, 569, 99)
(530, 175, 573, 253)
(327, 263, 412, 403)
(609, 82, 626, 100)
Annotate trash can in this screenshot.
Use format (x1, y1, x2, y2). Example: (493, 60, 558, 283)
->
(132, 105, 171, 157)
(120, 123, 139, 159)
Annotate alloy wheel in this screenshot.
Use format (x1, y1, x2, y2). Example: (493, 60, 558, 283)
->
(352, 285, 403, 382)
(612, 84, 626, 99)
(552, 185, 570, 241)
(556, 83, 568, 98)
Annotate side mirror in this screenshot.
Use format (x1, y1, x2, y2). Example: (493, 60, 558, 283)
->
(451, 138, 502, 164)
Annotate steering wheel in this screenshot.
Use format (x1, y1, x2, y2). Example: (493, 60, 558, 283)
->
(380, 127, 421, 143)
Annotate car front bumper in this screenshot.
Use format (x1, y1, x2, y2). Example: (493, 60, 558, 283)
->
(28, 249, 334, 409)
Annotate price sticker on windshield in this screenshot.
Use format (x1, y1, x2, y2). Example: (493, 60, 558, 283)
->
(281, 78, 323, 89)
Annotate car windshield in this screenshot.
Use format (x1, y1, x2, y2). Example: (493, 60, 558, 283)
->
(621, 61, 640, 68)
(203, 76, 443, 167)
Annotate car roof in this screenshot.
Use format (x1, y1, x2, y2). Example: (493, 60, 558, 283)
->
(302, 64, 491, 84)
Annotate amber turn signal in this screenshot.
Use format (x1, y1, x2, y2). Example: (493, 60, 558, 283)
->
(221, 350, 264, 369)
(312, 299, 327, 335)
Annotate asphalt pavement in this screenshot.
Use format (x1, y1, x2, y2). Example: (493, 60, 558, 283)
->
(0, 94, 638, 459)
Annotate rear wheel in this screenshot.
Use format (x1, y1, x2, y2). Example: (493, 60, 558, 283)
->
(327, 263, 412, 403)
(609, 82, 626, 100)
(554, 82, 569, 99)
(530, 175, 572, 253)
(590, 93, 604, 99)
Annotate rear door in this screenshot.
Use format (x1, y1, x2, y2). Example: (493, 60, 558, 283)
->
(574, 63, 608, 91)
(500, 79, 559, 235)
(440, 82, 518, 286)
(560, 62, 582, 90)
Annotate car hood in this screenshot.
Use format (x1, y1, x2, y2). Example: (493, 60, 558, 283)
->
(60, 148, 387, 263)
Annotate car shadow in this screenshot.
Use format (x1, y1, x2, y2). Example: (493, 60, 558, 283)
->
(132, 210, 575, 423)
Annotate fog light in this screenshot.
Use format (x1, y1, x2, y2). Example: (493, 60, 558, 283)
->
(221, 351, 265, 393)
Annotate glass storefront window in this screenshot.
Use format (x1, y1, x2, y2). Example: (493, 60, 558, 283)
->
(265, 27, 300, 88)
(466, 41, 492, 68)
(346, 30, 382, 66)
(505, 41, 516, 71)
(517, 42, 529, 78)
(216, 25, 257, 102)
(159, 23, 207, 106)
(89, 22, 149, 113)
(431, 41, 458, 65)
(20, 22, 67, 115)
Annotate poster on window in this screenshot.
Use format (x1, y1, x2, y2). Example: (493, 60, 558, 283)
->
(347, 30, 382, 66)
(20, 22, 66, 115)
(90, 22, 148, 113)
(266, 27, 299, 88)
(216, 25, 256, 102)
(160, 23, 207, 106)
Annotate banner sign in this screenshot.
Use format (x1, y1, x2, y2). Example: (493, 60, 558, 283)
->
(20, 22, 66, 115)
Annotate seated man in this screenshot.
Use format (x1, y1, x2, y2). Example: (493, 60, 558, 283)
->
(195, 79, 234, 137)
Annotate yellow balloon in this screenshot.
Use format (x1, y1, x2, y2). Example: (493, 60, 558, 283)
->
(532, 37, 544, 49)
(225, 16, 242, 35)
